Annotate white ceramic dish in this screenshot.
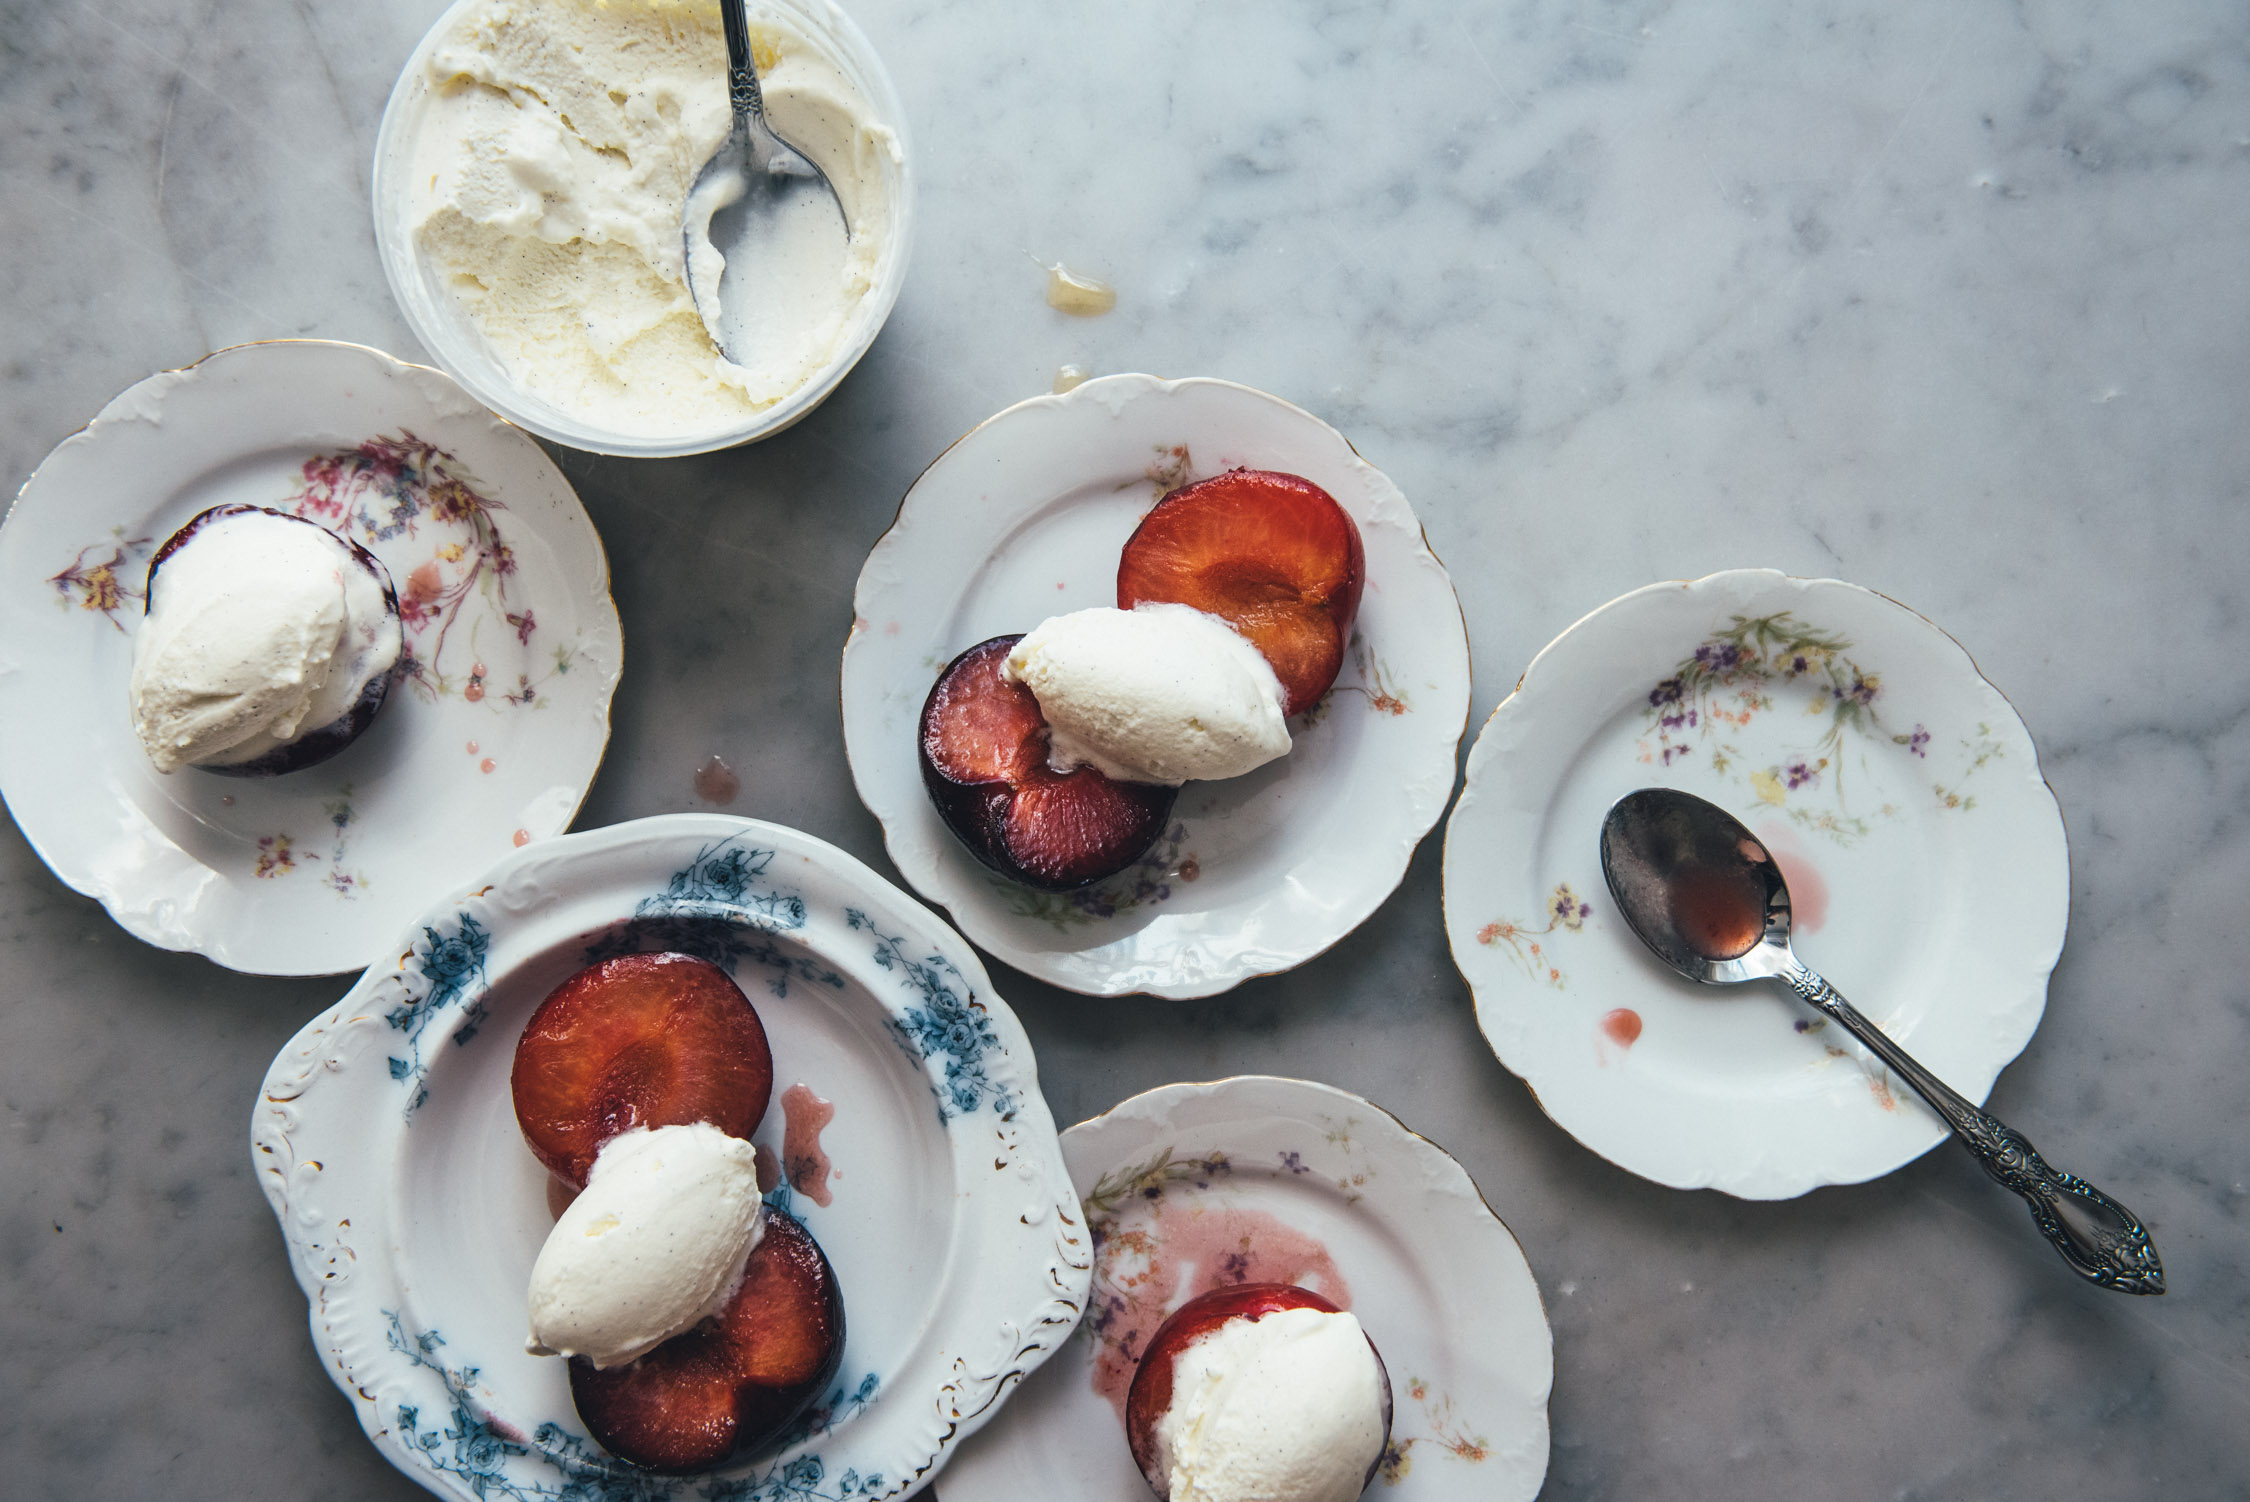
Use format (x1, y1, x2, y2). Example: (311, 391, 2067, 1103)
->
(252, 813, 1088, 1502)
(1442, 570, 2069, 1199)
(942, 1075, 1553, 1501)
(840, 374, 1472, 998)
(0, 340, 622, 977)
(372, 0, 916, 458)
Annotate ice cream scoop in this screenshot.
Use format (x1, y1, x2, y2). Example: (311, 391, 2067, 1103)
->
(1129, 1290, 1391, 1502)
(128, 506, 401, 776)
(1003, 604, 1291, 786)
(526, 1122, 767, 1369)
(1599, 786, 2165, 1294)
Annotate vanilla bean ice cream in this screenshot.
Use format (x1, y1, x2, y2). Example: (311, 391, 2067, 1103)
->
(404, 0, 898, 438)
(1154, 1307, 1388, 1502)
(527, 1122, 765, 1369)
(128, 508, 401, 774)
(1002, 604, 1292, 785)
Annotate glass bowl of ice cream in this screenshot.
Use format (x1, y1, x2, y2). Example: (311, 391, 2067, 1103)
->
(372, 0, 914, 457)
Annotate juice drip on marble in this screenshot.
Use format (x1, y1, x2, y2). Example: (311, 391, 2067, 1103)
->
(780, 1083, 837, 1207)
(694, 754, 740, 805)
(1087, 1201, 1350, 1418)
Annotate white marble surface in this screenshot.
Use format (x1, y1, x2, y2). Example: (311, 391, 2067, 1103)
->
(3, 0, 2247, 1496)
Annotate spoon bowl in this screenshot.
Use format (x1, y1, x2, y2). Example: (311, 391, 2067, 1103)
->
(1600, 787, 2164, 1295)
(1599, 786, 1793, 984)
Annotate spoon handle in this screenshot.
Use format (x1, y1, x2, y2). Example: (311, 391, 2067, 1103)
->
(721, 0, 765, 128)
(1779, 960, 2165, 1295)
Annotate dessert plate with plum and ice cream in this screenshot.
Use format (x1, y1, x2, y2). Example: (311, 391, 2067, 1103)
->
(252, 813, 1087, 1499)
(940, 1076, 1554, 1502)
(842, 374, 1472, 998)
(0, 340, 622, 975)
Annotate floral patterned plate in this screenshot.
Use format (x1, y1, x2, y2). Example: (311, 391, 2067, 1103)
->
(940, 1075, 1553, 1501)
(0, 340, 622, 975)
(252, 813, 1089, 1502)
(841, 374, 1471, 998)
(1441, 570, 2069, 1198)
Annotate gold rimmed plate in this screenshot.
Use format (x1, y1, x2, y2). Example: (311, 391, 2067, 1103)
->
(840, 374, 1471, 998)
(0, 340, 622, 975)
(941, 1075, 1553, 1500)
(1442, 570, 2069, 1198)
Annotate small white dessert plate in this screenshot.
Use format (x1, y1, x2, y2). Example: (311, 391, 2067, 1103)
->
(1441, 570, 2069, 1199)
(841, 374, 1472, 998)
(0, 340, 623, 975)
(941, 1075, 1553, 1501)
(252, 813, 1089, 1502)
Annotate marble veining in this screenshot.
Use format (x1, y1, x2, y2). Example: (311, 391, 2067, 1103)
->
(5, 0, 2249, 1497)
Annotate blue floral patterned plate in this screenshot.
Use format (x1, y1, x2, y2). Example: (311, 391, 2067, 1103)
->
(942, 1076, 1553, 1501)
(0, 340, 622, 975)
(1441, 570, 2069, 1198)
(251, 813, 1089, 1501)
(841, 374, 1472, 999)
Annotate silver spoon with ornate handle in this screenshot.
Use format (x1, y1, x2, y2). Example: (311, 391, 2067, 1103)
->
(683, 0, 849, 366)
(1599, 787, 2164, 1295)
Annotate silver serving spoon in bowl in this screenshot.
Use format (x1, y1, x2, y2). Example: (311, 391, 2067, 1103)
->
(1599, 787, 2164, 1295)
(684, 0, 849, 367)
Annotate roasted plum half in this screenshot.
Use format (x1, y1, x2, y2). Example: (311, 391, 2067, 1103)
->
(512, 954, 846, 1474)
(1116, 470, 1365, 718)
(511, 952, 775, 1188)
(917, 635, 1176, 891)
(568, 1209, 846, 1474)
